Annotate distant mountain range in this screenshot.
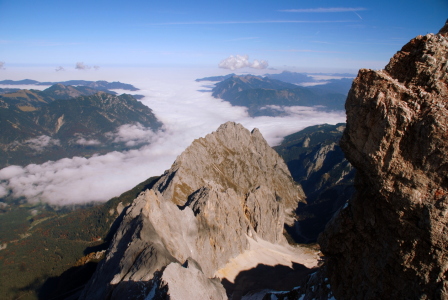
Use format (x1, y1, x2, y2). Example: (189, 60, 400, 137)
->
(196, 71, 356, 85)
(195, 73, 236, 82)
(0, 79, 139, 91)
(0, 83, 161, 168)
(210, 74, 350, 116)
(264, 71, 317, 84)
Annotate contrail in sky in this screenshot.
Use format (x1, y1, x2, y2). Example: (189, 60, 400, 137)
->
(353, 12, 363, 20)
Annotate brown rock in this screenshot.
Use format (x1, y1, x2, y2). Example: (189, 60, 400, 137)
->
(319, 21, 448, 299)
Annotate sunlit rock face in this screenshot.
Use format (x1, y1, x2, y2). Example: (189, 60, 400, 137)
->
(79, 121, 305, 300)
(319, 22, 448, 299)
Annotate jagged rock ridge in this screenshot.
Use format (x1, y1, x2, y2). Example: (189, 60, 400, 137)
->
(80, 122, 307, 299)
(319, 22, 448, 299)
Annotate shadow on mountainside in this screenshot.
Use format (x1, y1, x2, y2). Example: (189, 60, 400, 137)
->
(222, 262, 316, 300)
(38, 262, 98, 300)
(35, 176, 162, 300)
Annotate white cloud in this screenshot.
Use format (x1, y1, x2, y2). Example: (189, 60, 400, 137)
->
(0, 67, 346, 206)
(55, 66, 65, 72)
(219, 55, 268, 70)
(0, 186, 9, 198)
(75, 62, 91, 70)
(75, 62, 100, 70)
(0, 61, 5, 69)
(75, 137, 101, 146)
(24, 135, 60, 152)
(0, 165, 25, 180)
(250, 59, 269, 70)
(107, 123, 162, 147)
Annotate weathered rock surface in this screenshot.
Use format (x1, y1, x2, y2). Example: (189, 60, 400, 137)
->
(80, 122, 305, 299)
(319, 22, 448, 299)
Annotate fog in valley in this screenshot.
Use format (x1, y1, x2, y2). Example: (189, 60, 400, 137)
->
(0, 66, 346, 205)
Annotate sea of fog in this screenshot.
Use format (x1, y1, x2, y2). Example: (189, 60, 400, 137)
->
(0, 66, 346, 205)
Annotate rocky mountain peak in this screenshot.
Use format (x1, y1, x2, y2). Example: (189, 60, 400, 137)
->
(439, 19, 448, 34)
(154, 122, 303, 222)
(319, 22, 448, 299)
(383, 26, 448, 94)
(80, 121, 306, 299)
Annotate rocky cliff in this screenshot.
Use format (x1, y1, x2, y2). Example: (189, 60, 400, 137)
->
(80, 122, 314, 300)
(319, 22, 448, 299)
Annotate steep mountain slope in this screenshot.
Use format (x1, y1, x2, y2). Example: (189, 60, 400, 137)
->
(80, 122, 317, 300)
(0, 176, 160, 300)
(0, 91, 162, 168)
(211, 75, 347, 116)
(35, 92, 159, 138)
(0, 83, 120, 110)
(36, 83, 101, 101)
(319, 22, 448, 299)
(0, 89, 50, 109)
(274, 123, 355, 243)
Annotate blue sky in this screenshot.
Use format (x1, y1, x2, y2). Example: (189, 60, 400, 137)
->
(0, 0, 447, 71)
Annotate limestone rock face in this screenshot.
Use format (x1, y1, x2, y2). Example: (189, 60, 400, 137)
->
(80, 122, 304, 300)
(319, 23, 448, 299)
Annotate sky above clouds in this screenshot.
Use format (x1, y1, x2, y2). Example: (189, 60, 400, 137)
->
(0, 0, 447, 71)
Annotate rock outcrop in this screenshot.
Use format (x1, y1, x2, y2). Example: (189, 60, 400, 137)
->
(80, 122, 306, 299)
(319, 22, 448, 299)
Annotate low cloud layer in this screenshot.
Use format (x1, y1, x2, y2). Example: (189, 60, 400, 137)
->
(219, 55, 269, 70)
(75, 137, 101, 146)
(0, 68, 345, 205)
(24, 135, 60, 152)
(107, 123, 162, 147)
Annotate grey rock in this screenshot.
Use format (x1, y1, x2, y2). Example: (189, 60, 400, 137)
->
(157, 262, 227, 300)
(80, 122, 304, 299)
